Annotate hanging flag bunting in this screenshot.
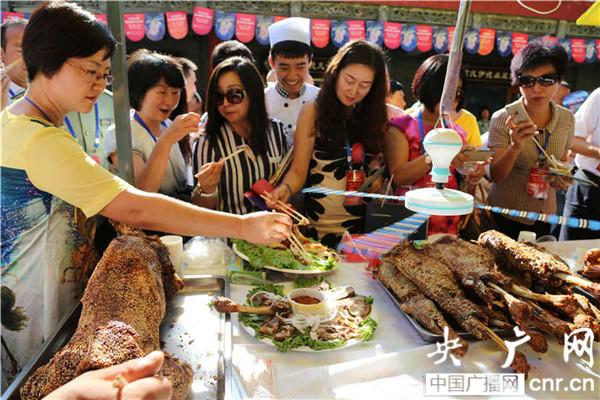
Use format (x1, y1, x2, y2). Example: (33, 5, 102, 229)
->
(448, 26, 455, 48)
(571, 38, 586, 63)
(401, 25, 417, 52)
(383, 21, 402, 50)
(511, 32, 528, 55)
(559, 38, 572, 61)
(348, 20, 366, 41)
(495, 31, 511, 57)
(331, 20, 349, 48)
(95, 14, 108, 26)
(166, 11, 188, 40)
(235, 13, 256, 43)
(311, 19, 331, 49)
(215, 11, 235, 41)
(124, 14, 145, 42)
(478, 28, 495, 56)
(192, 7, 213, 35)
(541, 35, 558, 44)
(1, 11, 24, 23)
(584, 39, 597, 63)
(596, 39, 600, 61)
(145, 13, 166, 41)
(366, 21, 384, 46)
(256, 15, 273, 45)
(432, 26, 449, 53)
(463, 28, 480, 55)
(416, 25, 433, 52)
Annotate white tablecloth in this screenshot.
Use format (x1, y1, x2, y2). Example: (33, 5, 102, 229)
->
(230, 240, 600, 399)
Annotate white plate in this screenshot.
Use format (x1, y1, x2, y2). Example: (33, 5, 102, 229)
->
(238, 306, 376, 352)
(233, 243, 339, 276)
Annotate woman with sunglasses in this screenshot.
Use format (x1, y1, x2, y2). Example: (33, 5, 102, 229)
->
(1, 2, 291, 385)
(385, 54, 481, 237)
(105, 49, 198, 198)
(192, 57, 288, 214)
(488, 41, 574, 239)
(267, 40, 388, 247)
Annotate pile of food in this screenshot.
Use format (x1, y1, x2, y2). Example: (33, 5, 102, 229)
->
(582, 248, 600, 280)
(378, 230, 600, 377)
(213, 282, 376, 352)
(20, 224, 192, 399)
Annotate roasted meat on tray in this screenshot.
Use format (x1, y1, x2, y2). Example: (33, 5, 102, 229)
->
(20, 230, 192, 400)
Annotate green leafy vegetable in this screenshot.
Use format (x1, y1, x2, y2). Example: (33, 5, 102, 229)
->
(358, 317, 377, 341)
(364, 295, 374, 305)
(293, 276, 330, 289)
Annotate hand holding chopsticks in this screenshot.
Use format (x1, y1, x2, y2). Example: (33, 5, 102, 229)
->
(260, 191, 309, 225)
(220, 144, 256, 164)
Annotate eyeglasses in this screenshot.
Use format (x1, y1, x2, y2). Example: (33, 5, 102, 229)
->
(66, 61, 113, 85)
(216, 88, 245, 106)
(516, 74, 559, 88)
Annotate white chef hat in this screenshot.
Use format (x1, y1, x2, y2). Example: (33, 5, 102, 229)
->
(268, 17, 310, 47)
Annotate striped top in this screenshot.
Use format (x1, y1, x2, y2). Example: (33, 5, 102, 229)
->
(487, 99, 574, 224)
(194, 119, 288, 215)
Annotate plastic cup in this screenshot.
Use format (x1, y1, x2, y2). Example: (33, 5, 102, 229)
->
(160, 235, 183, 275)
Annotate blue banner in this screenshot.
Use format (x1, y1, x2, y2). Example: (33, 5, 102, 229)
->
(331, 20, 348, 48)
(145, 13, 166, 41)
(496, 31, 512, 57)
(366, 21, 384, 47)
(215, 11, 235, 41)
(401, 25, 417, 52)
(255, 15, 273, 45)
(559, 38, 572, 61)
(432, 26, 448, 54)
(464, 28, 480, 55)
(585, 39, 597, 63)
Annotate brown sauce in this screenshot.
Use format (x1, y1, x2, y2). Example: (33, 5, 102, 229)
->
(293, 295, 321, 305)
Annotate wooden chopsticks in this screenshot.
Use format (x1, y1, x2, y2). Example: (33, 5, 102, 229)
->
(221, 144, 256, 163)
(260, 192, 309, 225)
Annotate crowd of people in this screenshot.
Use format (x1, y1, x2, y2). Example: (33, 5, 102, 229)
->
(1, 1, 599, 397)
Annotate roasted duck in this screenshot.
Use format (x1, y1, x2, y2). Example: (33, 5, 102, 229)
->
(20, 230, 192, 399)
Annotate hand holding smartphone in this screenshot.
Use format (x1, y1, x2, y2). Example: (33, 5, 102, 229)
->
(505, 102, 531, 124)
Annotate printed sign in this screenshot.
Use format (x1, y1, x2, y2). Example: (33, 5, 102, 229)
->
(416, 25, 433, 52)
(559, 38, 572, 61)
(464, 28, 480, 55)
(366, 21, 384, 46)
(496, 31, 512, 57)
(124, 14, 145, 42)
(512, 32, 528, 55)
(145, 13, 166, 41)
(384, 21, 402, 50)
(331, 20, 349, 48)
(256, 15, 273, 45)
(585, 39, 597, 63)
(478, 28, 495, 56)
(215, 11, 235, 41)
(401, 25, 417, 52)
(432, 26, 448, 54)
(166, 11, 188, 40)
(311, 19, 331, 48)
(348, 20, 366, 41)
(192, 7, 213, 35)
(235, 13, 256, 43)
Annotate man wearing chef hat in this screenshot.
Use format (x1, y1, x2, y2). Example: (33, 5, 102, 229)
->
(265, 17, 319, 147)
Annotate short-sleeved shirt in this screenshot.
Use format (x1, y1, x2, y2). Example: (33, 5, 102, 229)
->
(487, 99, 574, 223)
(454, 109, 483, 148)
(265, 83, 320, 147)
(104, 112, 188, 196)
(1, 108, 129, 384)
(194, 119, 288, 215)
(574, 87, 600, 178)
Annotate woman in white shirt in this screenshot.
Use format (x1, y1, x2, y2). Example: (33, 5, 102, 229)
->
(106, 49, 200, 197)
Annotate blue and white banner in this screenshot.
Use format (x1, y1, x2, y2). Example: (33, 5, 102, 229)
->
(145, 13, 166, 41)
(331, 20, 348, 48)
(366, 20, 384, 47)
(432, 26, 448, 54)
(496, 30, 512, 57)
(255, 15, 273, 45)
(464, 28, 480, 55)
(215, 11, 235, 41)
(585, 39, 597, 63)
(559, 38, 572, 61)
(401, 24, 417, 52)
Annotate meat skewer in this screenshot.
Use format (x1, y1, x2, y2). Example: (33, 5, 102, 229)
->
(526, 300, 572, 344)
(507, 284, 580, 317)
(487, 283, 532, 330)
(554, 272, 600, 299)
(378, 262, 468, 357)
(489, 319, 548, 353)
(213, 296, 274, 315)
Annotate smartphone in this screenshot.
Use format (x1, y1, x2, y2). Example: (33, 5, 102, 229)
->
(505, 102, 531, 124)
(464, 150, 495, 162)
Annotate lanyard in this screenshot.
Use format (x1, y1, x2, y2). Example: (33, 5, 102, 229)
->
(535, 129, 551, 162)
(63, 104, 100, 147)
(23, 96, 54, 125)
(8, 88, 16, 99)
(134, 112, 167, 143)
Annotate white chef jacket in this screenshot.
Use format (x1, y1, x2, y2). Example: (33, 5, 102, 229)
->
(574, 87, 600, 177)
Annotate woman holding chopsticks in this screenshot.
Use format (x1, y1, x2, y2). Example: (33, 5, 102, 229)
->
(192, 56, 289, 214)
(488, 40, 574, 239)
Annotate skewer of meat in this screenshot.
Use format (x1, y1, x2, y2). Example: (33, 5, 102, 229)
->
(378, 262, 468, 357)
(507, 284, 579, 317)
(213, 296, 274, 315)
(479, 230, 600, 300)
(525, 300, 571, 344)
(489, 319, 548, 353)
(487, 283, 532, 329)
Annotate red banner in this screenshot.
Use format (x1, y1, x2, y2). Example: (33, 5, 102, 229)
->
(95, 14, 107, 26)
(512, 32, 529, 55)
(274, 16, 287, 22)
(478, 28, 496, 56)
(166, 11, 188, 40)
(571, 38, 586, 63)
(416, 25, 433, 52)
(597, 39, 600, 61)
(1, 12, 24, 23)
(448, 27, 455, 48)
(383, 22, 402, 50)
(235, 13, 256, 43)
(124, 14, 145, 42)
(192, 7, 213, 35)
(542, 35, 558, 44)
(348, 20, 366, 41)
(311, 19, 330, 49)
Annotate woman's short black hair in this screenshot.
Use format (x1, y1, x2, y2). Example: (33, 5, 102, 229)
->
(22, 1, 115, 81)
(510, 40, 568, 85)
(205, 56, 270, 157)
(411, 54, 466, 113)
(127, 49, 185, 111)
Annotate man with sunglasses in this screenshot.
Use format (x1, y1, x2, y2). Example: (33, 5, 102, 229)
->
(488, 41, 574, 240)
(265, 17, 319, 147)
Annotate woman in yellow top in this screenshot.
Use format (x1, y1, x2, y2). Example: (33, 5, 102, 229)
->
(0, 1, 290, 387)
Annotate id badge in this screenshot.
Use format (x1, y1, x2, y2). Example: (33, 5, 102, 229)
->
(344, 170, 365, 206)
(527, 167, 550, 200)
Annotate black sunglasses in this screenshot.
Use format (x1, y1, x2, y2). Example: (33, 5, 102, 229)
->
(216, 88, 245, 106)
(517, 74, 560, 88)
